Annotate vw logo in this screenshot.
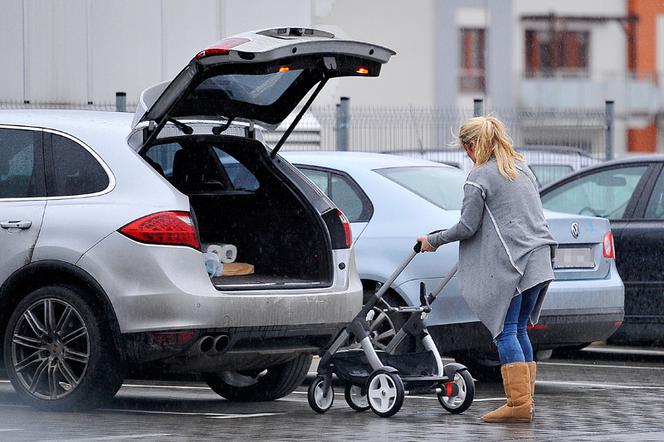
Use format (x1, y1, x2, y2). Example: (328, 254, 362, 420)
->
(571, 222, 580, 239)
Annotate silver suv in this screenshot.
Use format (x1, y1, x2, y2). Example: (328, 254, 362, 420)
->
(0, 28, 394, 410)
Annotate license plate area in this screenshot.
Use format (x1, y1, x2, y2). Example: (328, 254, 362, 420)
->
(554, 246, 595, 269)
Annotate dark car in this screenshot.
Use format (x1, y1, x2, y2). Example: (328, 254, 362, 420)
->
(540, 155, 664, 345)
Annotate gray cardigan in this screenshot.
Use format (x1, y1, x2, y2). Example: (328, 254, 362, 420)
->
(428, 158, 557, 338)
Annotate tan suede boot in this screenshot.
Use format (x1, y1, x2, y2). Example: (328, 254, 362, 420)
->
(481, 362, 533, 423)
(528, 361, 537, 411)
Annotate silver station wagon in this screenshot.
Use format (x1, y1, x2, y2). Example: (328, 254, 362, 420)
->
(0, 28, 395, 410)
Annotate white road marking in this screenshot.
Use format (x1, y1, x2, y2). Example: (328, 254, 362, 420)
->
(39, 434, 173, 441)
(537, 380, 664, 390)
(0, 401, 281, 420)
(541, 361, 664, 371)
(290, 391, 504, 402)
(583, 346, 664, 356)
(98, 408, 283, 419)
(0, 429, 23, 432)
(207, 413, 284, 419)
(121, 383, 210, 391)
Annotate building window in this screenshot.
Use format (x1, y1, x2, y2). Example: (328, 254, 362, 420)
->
(525, 29, 590, 77)
(459, 28, 485, 92)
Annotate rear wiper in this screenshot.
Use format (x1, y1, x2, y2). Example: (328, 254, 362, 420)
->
(167, 117, 193, 134)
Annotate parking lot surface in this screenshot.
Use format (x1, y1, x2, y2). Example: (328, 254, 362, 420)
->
(0, 346, 663, 441)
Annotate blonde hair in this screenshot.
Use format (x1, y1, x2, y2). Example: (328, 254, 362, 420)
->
(457, 116, 524, 181)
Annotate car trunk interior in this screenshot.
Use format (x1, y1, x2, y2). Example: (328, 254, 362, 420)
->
(143, 135, 332, 290)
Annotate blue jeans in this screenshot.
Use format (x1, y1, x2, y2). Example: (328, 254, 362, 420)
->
(494, 285, 543, 365)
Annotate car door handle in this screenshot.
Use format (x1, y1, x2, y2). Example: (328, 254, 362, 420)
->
(0, 220, 32, 230)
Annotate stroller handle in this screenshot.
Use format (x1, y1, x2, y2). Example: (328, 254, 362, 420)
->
(414, 230, 444, 253)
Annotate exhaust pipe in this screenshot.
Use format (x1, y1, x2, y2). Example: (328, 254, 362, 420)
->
(199, 335, 215, 353)
(185, 334, 230, 356)
(213, 335, 230, 354)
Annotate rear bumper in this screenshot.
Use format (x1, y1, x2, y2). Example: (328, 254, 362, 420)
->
(77, 232, 362, 333)
(396, 260, 625, 329)
(608, 317, 664, 344)
(123, 323, 345, 371)
(430, 312, 624, 356)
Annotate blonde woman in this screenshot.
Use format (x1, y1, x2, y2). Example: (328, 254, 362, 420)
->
(417, 116, 556, 423)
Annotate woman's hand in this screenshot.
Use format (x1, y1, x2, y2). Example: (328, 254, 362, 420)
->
(417, 235, 437, 252)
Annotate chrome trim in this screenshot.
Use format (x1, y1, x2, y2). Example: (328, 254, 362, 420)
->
(0, 124, 116, 202)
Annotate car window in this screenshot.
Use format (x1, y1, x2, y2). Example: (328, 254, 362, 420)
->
(541, 166, 648, 219)
(146, 142, 259, 192)
(49, 134, 109, 197)
(0, 128, 43, 198)
(214, 150, 259, 191)
(529, 164, 574, 187)
(644, 170, 664, 219)
(330, 175, 364, 222)
(196, 70, 303, 106)
(299, 167, 369, 222)
(376, 166, 466, 210)
(146, 142, 181, 177)
(300, 169, 330, 194)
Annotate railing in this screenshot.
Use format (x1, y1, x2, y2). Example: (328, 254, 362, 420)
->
(0, 100, 610, 160)
(520, 71, 660, 113)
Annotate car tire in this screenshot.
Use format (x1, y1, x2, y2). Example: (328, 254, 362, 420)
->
(204, 353, 312, 401)
(3, 285, 124, 411)
(551, 343, 591, 358)
(362, 286, 415, 354)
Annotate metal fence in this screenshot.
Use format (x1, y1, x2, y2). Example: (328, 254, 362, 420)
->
(267, 104, 609, 160)
(1, 99, 610, 162)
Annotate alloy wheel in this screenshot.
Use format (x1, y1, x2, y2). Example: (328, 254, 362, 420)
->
(11, 298, 90, 400)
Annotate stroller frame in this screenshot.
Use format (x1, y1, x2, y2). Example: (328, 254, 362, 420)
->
(308, 242, 475, 417)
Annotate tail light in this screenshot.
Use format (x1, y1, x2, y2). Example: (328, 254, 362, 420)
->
(602, 231, 615, 259)
(337, 209, 352, 248)
(119, 211, 200, 250)
(322, 209, 352, 249)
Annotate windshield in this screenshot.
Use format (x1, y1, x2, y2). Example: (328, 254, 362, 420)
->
(376, 166, 466, 210)
(541, 165, 648, 219)
(529, 164, 574, 187)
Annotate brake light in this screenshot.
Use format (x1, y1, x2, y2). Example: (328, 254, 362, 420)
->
(527, 324, 548, 330)
(119, 211, 200, 250)
(278, 66, 290, 72)
(337, 209, 352, 248)
(602, 231, 615, 259)
(356, 67, 369, 75)
(196, 37, 250, 58)
(150, 331, 196, 347)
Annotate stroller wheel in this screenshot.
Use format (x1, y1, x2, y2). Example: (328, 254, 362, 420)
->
(344, 384, 370, 412)
(366, 369, 404, 417)
(308, 376, 334, 414)
(438, 369, 475, 414)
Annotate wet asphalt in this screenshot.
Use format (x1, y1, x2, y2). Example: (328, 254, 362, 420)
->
(0, 345, 663, 441)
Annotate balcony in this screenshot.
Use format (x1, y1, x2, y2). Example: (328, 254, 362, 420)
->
(519, 71, 660, 114)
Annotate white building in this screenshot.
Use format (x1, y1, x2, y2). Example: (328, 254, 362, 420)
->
(1, 0, 663, 154)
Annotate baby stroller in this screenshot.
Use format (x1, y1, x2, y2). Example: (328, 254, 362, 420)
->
(308, 241, 475, 417)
